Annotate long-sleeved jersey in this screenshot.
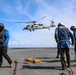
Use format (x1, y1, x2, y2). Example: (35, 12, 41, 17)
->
(0, 29, 9, 47)
(55, 26, 74, 48)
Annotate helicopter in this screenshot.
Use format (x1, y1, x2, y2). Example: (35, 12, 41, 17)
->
(14, 16, 55, 32)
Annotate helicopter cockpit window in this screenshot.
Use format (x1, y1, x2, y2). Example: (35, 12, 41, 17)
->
(26, 25, 30, 27)
(39, 24, 43, 26)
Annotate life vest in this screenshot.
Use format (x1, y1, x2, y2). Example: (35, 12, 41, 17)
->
(58, 28, 70, 41)
(58, 27, 71, 48)
(0, 29, 6, 44)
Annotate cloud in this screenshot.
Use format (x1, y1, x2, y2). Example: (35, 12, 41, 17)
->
(0, 18, 15, 22)
(9, 40, 56, 47)
(0, 0, 76, 47)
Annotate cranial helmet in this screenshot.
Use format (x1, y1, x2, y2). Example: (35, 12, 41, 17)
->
(70, 26, 75, 31)
(0, 23, 4, 32)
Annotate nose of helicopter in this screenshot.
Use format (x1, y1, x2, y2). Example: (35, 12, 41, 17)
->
(23, 27, 27, 30)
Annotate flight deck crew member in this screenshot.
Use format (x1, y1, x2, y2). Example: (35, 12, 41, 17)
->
(0, 23, 12, 68)
(55, 26, 60, 58)
(70, 26, 76, 58)
(55, 23, 74, 70)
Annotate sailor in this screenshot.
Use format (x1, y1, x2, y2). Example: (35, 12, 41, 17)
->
(55, 25, 61, 58)
(0, 23, 12, 68)
(55, 23, 74, 70)
(70, 26, 76, 58)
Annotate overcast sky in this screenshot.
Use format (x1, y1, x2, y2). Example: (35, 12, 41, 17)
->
(0, 0, 76, 48)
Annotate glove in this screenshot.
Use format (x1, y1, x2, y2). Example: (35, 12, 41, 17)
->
(2, 43, 6, 47)
(0, 39, 4, 44)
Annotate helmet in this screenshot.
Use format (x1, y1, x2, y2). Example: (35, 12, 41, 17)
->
(58, 23, 65, 27)
(0, 23, 4, 32)
(70, 26, 75, 31)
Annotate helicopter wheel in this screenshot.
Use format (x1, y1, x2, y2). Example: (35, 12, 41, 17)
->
(33, 29, 34, 31)
(48, 29, 50, 30)
(30, 30, 31, 32)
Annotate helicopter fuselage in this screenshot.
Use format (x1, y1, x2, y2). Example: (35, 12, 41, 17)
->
(23, 23, 55, 31)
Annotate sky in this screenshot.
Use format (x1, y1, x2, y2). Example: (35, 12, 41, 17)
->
(0, 0, 76, 48)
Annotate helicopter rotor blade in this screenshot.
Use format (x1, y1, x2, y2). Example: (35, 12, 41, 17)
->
(36, 16, 46, 22)
(14, 22, 27, 23)
(14, 22, 34, 24)
(14, 16, 46, 24)
(50, 18, 55, 23)
(26, 16, 46, 23)
(25, 21, 36, 23)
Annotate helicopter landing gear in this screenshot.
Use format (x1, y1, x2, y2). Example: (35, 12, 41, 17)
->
(48, 28, 50, 30)
(33, 29, 34, 31)
(30, 30, 31, 32)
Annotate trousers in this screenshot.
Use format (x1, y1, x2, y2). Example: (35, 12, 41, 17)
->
(74, 38, 76, 54)
(56, 44, 60, 57)
(0, 46, 12, 66)
(60, 48, 70, 68)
